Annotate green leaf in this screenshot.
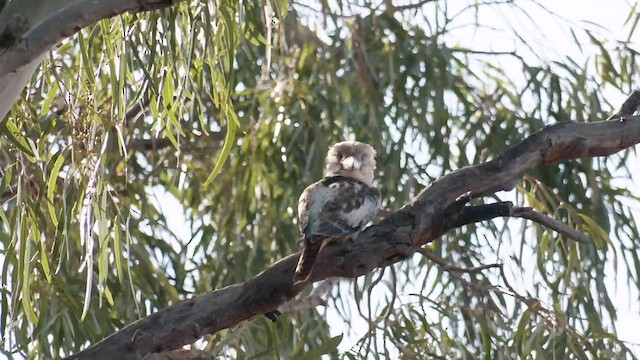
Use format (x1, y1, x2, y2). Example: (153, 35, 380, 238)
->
(0, 196, 9, 227)
(40, 239, 52, 283)
(103, 285, 114, 306)
(578, 213, 610, 249)
(41, 81, 60, 116)
(20, 218, 37, 324)
(112, 216, 123, 282)
(0, 118, 35, 157)
(46, 151, 66, 228)
(298, 334, 343, 360)
(203, 106, 237, 188)
(515, 307, 534, 352)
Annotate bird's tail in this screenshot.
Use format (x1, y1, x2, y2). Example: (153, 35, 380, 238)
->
(294, 238, 323, 284)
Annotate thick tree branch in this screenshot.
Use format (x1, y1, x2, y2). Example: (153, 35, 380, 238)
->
(0, 0, 183, 76)
(68, 109, 640, 359)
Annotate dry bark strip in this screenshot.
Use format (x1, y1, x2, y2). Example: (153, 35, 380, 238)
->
(67, 111, 640, 359)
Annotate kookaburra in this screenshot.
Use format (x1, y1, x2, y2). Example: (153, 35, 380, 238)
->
(294, 141, 382, 284)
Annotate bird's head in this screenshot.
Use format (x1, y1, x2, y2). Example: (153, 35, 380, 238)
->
(324, 141, 377, 185)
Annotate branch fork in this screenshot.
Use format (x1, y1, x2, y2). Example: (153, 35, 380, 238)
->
(68, 91, 640, 359)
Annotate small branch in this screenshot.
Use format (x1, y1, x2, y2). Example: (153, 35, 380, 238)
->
(450, 48, 518, 57)
(606, 90, 640, 121)
(0, 184, 16, 203)
(124, 97, 150, 125)
(127, 132, 227, 151)
(446, 201, 514, 228)
(418, 248, 503, 274)
(292, 1, 355, 19)
(496, 264, 549, 314)
(422, 247, 550, 316)
(512, 207, 590, 244)
(127, 138, 176, 151)
(389, 0, 438, 12)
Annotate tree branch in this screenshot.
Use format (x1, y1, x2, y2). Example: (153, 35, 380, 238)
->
(68, 106, 640, 359)
(127, 132, 227, 151)
(387, 0, 438, 12)
(0, 0, 184, 77)
(606, 90, 640, 120)
(512, 207, 590, 243)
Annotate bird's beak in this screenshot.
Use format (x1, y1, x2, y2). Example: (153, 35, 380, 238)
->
(341, 156, 362, 170)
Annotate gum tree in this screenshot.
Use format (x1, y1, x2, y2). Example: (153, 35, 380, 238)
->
(0, 0, 639, 359)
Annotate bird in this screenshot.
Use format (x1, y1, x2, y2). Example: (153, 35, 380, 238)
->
(294, 140, 382, 284)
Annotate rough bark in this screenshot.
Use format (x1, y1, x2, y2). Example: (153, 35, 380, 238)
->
(67, 112, 640, 360)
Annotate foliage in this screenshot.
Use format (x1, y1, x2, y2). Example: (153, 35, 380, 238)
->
(0, 0, 639, 358)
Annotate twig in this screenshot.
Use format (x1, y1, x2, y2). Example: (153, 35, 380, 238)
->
(450, 48, 518, 57)
(124, 97, 150, 125)
(511, 207, 590, 244)
(127, 132, 227, 151)
(292, 1, 355, 19)
(127, 137, 175, 151)
(417, 248, 502, 274)
(390, 0, 437, 12)
(496, 264, 549, 313)
(422, 246, 550, 314)
(606, 90, 640, 121)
